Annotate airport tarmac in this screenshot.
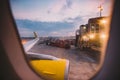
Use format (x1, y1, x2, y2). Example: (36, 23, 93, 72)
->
(29, 39, 100, 80)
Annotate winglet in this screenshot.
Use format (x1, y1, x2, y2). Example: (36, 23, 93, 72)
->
(33, 32, 38, 38)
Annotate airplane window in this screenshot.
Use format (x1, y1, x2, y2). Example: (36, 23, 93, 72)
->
(10, 0, 112, 80)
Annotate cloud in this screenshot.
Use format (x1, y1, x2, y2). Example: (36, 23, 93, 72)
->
(17, 27, 34, 37)
(11, 0, 111, 23)
(66, 0, 72, 8)
(15, 19, 75, 37)
(11, 0, 112, 37)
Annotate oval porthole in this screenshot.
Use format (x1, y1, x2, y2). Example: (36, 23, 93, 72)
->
(10, 0, 113, 80)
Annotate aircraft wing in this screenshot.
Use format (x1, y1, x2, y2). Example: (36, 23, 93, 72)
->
(23, 38, 39, 52)
(22, 32, 70, 80)
(23, 37, 59, 60)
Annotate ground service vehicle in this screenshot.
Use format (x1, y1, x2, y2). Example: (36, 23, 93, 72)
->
(76, 16, 109, 51)
(46, 38, 71, 49)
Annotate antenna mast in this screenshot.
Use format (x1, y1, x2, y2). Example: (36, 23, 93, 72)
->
(98, 5, 103, 17)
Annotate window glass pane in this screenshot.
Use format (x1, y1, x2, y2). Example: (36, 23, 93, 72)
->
(10, 0, 113, 80)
